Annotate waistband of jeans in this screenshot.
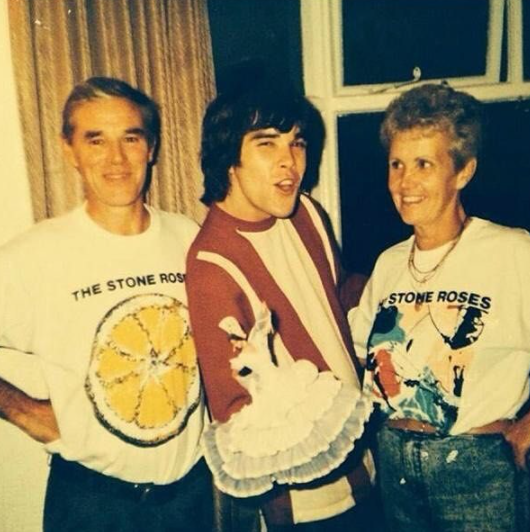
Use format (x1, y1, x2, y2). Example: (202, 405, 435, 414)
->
(50, 454, 209, 503)
(385, 418, 513, 436)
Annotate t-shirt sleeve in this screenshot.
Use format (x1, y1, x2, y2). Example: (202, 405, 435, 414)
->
(186, 255, 255, 423)
(0, 249, 34, 352)
(0, 248, 48, 397)
(513, 229, 530, 329)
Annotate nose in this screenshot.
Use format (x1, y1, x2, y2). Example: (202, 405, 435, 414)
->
(400, 165, 420, 188)
(279, 145, 296, 169)
(108, 141, 126, 164)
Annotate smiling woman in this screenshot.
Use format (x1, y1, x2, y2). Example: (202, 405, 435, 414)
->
(349, 83, 530, 532)
(387, 128, 476, 249)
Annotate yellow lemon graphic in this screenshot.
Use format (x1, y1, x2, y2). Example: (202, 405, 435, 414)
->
(86, 294, 200, 446)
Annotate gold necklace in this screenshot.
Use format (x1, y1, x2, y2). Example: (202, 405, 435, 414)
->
(408, 217, 471, 285)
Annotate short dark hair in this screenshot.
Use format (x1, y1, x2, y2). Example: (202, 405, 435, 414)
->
(200, 79, 325, 205)
(380, 83, 484, 171)
(62, 77, 161, 157)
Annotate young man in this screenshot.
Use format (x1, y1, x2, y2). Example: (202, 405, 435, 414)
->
(0, 77, 212, 531)
(186, 83, 375, 530)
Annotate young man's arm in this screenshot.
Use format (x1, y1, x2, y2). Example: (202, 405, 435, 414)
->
(186, 257, 254, 423)
(339, 271, 369, 314)
(0, 377, 59, 443)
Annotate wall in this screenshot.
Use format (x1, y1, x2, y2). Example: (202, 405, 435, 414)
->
(0, 3, 49, 532)
(0, 3, 33, 245)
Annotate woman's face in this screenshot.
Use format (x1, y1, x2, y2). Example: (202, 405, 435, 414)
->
(388, 127, 474, 235)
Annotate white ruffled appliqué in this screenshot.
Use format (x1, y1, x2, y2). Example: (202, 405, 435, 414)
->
(202, 304, 373, 497)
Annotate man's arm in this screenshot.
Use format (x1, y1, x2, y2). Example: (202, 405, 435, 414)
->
(186, 257, 255, 423)
(339, 271, 369, 315)
(0, 247, 59, 443)
(0, 377, 59, 443)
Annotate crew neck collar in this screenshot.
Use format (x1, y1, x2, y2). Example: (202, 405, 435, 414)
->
(77, 203, 159, 240)
(211, 203, 278, 232)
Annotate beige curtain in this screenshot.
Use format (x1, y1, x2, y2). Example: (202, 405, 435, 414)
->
(8, 0, 215, 222)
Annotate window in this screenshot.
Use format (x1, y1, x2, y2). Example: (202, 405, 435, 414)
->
(301, 0, 530, 249)
(342, 0, 490, 87)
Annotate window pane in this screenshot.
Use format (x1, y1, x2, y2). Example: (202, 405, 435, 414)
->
(338, 112, 410, 276)
(342, 0, 489, 86)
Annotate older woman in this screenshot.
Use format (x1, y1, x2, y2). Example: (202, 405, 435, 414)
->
(350, 84, 530, 531)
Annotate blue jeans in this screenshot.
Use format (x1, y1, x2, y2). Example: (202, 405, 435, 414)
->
(44, 456, 213, 532)
(376, 426, 529, 532)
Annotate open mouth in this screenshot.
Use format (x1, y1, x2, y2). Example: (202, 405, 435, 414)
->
(401, 195, 424, 205)
(275, 178, 299, 194)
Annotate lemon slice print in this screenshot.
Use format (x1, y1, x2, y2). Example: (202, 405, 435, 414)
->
(86, 294, 200, 446)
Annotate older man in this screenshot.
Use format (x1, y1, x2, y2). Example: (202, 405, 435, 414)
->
(0, 77, 212, 531)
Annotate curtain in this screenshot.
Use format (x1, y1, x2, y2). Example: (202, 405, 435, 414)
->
(8, 0, 215, 223)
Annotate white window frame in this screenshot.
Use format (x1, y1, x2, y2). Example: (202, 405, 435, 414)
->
(301, 0, 530, 238)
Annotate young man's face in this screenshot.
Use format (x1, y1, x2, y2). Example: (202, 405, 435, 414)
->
(221, 126, 307, 222)
(62, 96, 153, 217)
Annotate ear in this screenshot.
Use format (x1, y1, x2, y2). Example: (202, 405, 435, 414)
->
(456, 158, 477, 191)
(61, 136, 79, 170)
(148, 144, 156, 164)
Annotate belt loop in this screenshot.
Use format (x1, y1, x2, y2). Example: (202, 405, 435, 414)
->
(140, 485, 152, 503)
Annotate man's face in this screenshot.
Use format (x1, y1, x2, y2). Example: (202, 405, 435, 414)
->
(62, 96, 153, 216)
(221, 126, 307, 222)
(388, 127, 474, 232)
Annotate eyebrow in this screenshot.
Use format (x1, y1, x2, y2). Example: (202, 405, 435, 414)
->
(124, 127, 147, 137)
(83, 130, 103, 140)
(247, 129, 306, 141)
(247, 130, 281, 141)
(83, 127, 147, 138)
